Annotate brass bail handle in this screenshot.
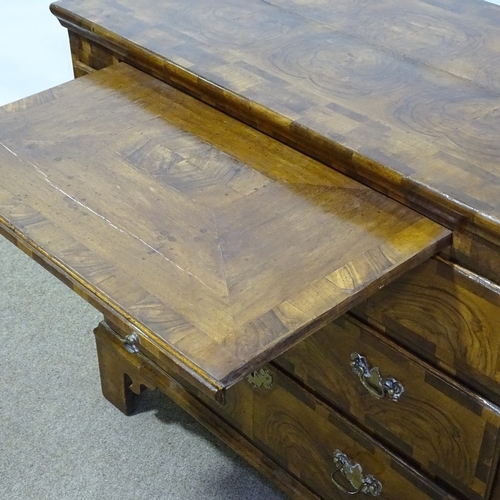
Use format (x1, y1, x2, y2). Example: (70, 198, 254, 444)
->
(331, 450, 382, 496)
(350, 352, 404, 402)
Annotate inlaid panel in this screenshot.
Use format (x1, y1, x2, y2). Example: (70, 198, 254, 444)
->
(51, 0, 500, 247)
(208, 365, 459, 500)
(275, 315, 500, 500)
(95, 319, 459, 500)
(354, 257, 500, 405)
(265, 0, 500, 93)
(0, 63, 450, 398)
(93, 321, 320, 500)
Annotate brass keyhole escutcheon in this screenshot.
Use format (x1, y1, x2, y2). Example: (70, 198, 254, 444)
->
(246, 368, 273, 390)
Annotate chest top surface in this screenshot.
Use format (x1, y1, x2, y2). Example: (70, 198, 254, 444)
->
(51, 0, 500, 245)
(0, 63, 449, 396)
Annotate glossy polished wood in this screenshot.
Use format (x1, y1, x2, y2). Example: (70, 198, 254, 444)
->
(96, 319, 461, 499)
(276, 315, 500, 500)
(97, 318, 460, 499)
(0, 63, 449, 398)
(354, 257, 500, 406)
(202, 364, 459, 500)
(1, 1, 498, 497)
(94, 321, 319, 500)
(51, 0, 500, 248)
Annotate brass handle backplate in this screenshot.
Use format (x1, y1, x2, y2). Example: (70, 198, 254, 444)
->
(332, 450, 382, 496)
(350, 352, 404, 402)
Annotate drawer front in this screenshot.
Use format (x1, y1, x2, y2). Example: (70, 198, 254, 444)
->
(353, 257, 500, 404)
(211, 366, 457, 500)
(275, 315, 500, 500)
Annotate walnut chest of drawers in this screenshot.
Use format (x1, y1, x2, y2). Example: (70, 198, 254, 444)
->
(3, 0, 500, 499)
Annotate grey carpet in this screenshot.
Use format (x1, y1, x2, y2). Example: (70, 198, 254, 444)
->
(0, 237, 286, 500)
(0, 4, 285, 499)
(5, 1, 500, 498)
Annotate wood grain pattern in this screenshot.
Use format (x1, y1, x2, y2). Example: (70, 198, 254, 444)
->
(63, 29, 500, 282)
(443, 229, 500, 287)
(51, 0, 500, 249)
(0, 63, 449, 399)
(94, 322, 154, 415)
(263, 0, 500, 94)
(275, 315, 500, 500)
(207, 365, 459, 500)
(94, 321, 320, 500)
(68, 31, 114, 77)
(354, 257, 500, 406)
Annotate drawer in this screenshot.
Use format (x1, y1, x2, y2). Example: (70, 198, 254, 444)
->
(353, 257, 500, 405)
(208, 365, 458, 500)
(0, 61, 450, 403)
(275, 315, 500, 500)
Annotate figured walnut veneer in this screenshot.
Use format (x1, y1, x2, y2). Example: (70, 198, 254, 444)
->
(51, 0, 500, 248)
(276, 315, 500, 500)
(0, 63, 450, 399)
(354, 258, 500, 406)
(95, 320, 459, 500)
(93, 321, 320, 500)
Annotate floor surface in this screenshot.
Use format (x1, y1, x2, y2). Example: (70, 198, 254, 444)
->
(1, 1, 500, 499)
(0, 2, 285, 499)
